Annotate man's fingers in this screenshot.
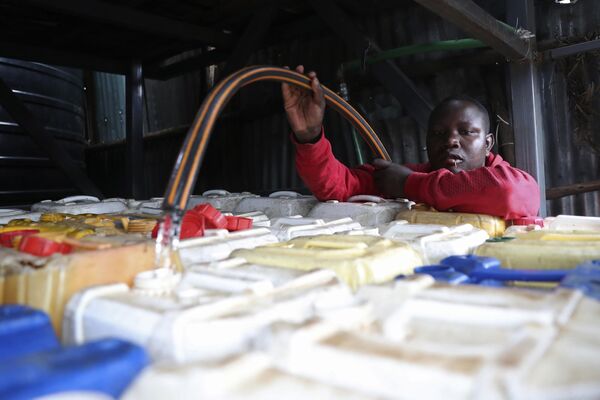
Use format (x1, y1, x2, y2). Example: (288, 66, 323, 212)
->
(295, 65, 304, 74)
(309, 74, 324, 105)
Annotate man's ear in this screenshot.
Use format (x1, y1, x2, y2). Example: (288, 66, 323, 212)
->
(485, 133, 494, 156)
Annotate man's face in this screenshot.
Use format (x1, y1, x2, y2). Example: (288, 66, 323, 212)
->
(426, 101, 494, 173)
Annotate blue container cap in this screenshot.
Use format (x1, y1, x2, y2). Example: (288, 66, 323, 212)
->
(0, 304, 59, 362)
(0, 338, 149, 399)
(560, 260, 600, 301)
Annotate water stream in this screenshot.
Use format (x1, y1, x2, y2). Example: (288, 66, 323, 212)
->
(154, 210, 183, 270)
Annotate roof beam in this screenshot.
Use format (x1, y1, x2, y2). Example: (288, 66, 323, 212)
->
(412, 0, 532, 61)
(22, 0, 235, 48)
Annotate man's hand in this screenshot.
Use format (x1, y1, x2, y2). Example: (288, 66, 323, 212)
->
(282, 65, 325, 143)
(372, 159, 413, 199)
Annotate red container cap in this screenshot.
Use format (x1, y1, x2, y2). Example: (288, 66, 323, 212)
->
(151, 223, 159, 239)
(507, 217, 544, 227)
(225, 216, 253, 231)
(0, 229, 39, 248)
(152, 213, 206, 240)
(191, 204, 227, 229)
(180, 213, 205, 239)
(19, 236, 72, 257)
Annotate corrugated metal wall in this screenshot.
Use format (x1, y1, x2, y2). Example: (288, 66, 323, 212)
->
(536, 0, 600, 216)
(93, 72, 125, 144)
(88, 1, 600, 216)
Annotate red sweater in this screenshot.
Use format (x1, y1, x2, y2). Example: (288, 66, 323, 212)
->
(294, 132, 540, 220)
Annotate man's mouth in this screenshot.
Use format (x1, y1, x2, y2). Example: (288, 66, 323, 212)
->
(442, 154, 463, 168)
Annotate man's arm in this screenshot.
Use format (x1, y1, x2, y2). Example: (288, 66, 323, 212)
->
(283, 65, 377, 201)
(294, 130, 378, 201)
(403, 164, 540, 219)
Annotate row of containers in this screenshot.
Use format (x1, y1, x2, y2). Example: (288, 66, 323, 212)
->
(1, 191, 600, 399)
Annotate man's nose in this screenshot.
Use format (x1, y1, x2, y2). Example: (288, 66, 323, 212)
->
(445, 130, 460, 148)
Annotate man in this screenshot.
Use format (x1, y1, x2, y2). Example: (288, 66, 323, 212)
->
(282, 65, 540, 220)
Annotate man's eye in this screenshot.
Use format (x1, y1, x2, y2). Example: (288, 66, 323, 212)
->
(461, 130, 474, 135)
(433, 131, 444, 136)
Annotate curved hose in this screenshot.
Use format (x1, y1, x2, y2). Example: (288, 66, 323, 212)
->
(163, 65, 391, 211)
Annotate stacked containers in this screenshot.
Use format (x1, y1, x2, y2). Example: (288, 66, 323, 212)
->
(1, 241, 156, 332)
(62, 266, 347, 364)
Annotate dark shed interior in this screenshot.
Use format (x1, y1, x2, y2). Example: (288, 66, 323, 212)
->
(0, 0, 598, 216)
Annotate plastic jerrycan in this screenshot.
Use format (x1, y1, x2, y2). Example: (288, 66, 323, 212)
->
(233, 191, 318, 218)
(186, 189, 259, 213)
(32, 196, 128, 214)
(309, 195, 413, 227)
(233, 234, 423, 290)
(475, 230, 600, 270)
(396, 207, 506, 237)
(63, 267, 345, 364)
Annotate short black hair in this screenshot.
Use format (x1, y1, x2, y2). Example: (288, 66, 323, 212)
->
(428, 95, 491, 133)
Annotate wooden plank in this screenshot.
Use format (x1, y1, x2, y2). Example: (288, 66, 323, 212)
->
(545, 38, 600, 60)
(413, 0, 532, 61)
(546, 180, 600, 200)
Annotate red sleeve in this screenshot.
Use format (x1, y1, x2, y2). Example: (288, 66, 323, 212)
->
(403, 162, 540, 219)
(294, 129, 378, 201)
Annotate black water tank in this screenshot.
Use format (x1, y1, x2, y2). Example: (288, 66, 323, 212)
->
(0, 58, 86, 207)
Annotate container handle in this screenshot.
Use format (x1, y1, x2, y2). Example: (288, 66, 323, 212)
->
(202, 189, 231, 197)
(347, 195, 384, 203)
(58, 195, 100, 204)
(269, 191, 302, 199)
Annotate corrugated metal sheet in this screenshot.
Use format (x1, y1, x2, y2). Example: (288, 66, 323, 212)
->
(93, 72, 125, 144)
(89, 0, 600, 215)
(536, 0, 600, 216)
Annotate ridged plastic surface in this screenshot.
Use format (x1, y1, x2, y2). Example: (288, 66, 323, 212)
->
(396, 209, 506, 237)
(233, 235, 423, 289)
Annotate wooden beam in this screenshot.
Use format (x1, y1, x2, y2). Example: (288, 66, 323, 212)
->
(23, 0, 235, 48)
(546, 180, 600, 200)
(0, 76, 103, 197)
(545, 38, 600, 60)
(412, 0, 532, 61)
(310, 0, 433, 129)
